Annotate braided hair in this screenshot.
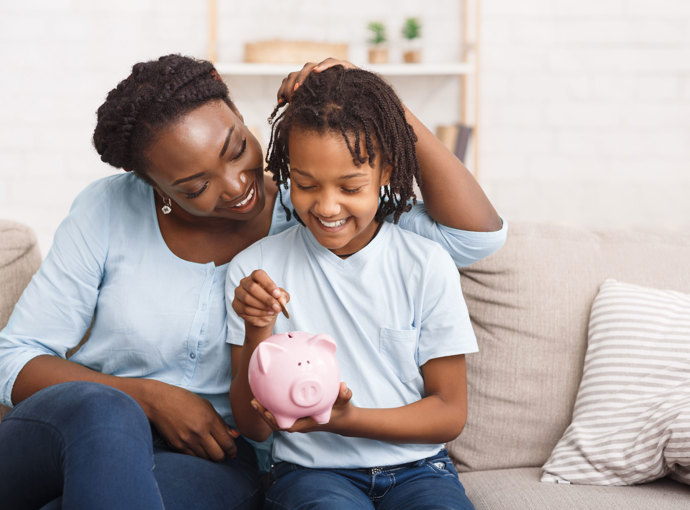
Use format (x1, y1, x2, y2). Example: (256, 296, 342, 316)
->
(266, 65, 419, 224)
(93, 54, 232, 183)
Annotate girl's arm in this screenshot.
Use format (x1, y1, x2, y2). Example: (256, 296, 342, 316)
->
(230, 329, 275, 442)
(254, 354, 468, 444)
(336, 354, 468, 443)
(229, 270, 289, 442)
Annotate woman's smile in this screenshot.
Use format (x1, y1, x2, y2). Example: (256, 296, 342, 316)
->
(216, 177, 259, 213)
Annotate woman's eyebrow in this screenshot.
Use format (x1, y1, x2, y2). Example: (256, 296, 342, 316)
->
(218, 125, 235, 158)
(172, 172, 205, 186)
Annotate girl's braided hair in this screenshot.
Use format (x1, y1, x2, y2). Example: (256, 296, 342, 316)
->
(266, 65, 419, 223)
(93, 54, 231, 183)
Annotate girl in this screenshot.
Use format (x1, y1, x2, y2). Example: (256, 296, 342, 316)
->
(228, 65, 488, 509)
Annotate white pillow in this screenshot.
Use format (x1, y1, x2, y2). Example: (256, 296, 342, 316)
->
(541, 279, 690, 486)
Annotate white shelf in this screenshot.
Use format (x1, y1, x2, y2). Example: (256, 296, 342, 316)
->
(214, 62, 473, 77)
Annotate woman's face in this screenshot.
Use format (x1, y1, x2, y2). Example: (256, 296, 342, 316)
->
(144, 99, 266, 222)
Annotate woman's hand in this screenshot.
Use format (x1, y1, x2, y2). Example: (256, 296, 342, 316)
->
(146, 381, 239, 462)
(250, 382, 354, 434)
(232, 269, 289, 329)
(277, 58, 359, 104)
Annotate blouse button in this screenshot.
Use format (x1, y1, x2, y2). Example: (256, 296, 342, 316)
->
(189, 352, 196, 359)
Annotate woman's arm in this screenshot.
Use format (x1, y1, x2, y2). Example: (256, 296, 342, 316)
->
(1, 179, 237, 461)
(13, 354, 238, 462)
(403, 106, 502, 232)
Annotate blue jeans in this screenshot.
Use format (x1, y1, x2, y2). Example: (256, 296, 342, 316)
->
(264, 449, 474, 510)
(0, 381, 262, 510)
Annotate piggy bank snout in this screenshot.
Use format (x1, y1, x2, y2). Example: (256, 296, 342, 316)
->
(290, 378, 324, 408)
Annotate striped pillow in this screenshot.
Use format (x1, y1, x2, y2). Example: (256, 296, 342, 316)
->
(541, 279, 690, 485)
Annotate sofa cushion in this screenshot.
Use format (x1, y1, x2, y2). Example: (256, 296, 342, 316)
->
(0, 220, 41, 330)
(542, 279, 690, 485)
(448, 222, 690, 472)
(0, 219, 42, 421)
(459, 467, 690, 510)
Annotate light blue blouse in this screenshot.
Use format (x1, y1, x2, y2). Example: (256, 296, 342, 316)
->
(0, 172, 506, 424)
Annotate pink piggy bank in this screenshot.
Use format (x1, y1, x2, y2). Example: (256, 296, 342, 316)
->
(248, 331, 340, 429)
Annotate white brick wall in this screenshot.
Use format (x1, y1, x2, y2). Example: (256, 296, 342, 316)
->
(480, 0, 690, 230)
(1, 1, 689, 254)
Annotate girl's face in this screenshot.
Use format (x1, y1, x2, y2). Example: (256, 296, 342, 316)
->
(288, 127, 391, 257)
(144, 99, 266, 222)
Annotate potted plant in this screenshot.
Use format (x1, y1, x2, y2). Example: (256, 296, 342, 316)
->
(401, 17, 422, 63)
(367, 21, 388, 64)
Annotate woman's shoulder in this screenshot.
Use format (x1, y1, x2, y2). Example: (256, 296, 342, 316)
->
(72, 172, 145, 207)
(70, 173, 151, 222)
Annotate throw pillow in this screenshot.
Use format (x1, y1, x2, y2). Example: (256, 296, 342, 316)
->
(541, 279, 690, 485)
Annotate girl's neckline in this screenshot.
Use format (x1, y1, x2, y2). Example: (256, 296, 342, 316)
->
(336, 221, 384, 259)
(302, 221, 389, 268)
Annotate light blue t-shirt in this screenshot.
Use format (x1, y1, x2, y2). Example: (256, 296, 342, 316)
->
(226, 223, 479, 469)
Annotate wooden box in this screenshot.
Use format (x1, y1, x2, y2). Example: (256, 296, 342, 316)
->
(243, 40, 349, 64)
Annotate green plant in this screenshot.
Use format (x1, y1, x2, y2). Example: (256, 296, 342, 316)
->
(402, 17, 422, 40)
(367, 21, 387, 46)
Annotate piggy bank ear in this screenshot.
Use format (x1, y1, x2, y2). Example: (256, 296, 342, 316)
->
(308, 334, 336, 354)
(255, 342, 287, 374)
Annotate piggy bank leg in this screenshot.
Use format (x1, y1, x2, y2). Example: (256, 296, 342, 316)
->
(274, 415, 297, 429)
(311, 409, 332, 425)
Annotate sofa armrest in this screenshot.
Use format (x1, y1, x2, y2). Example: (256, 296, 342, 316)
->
(0, 219, 42, 420)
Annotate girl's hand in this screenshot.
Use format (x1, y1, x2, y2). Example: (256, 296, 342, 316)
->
(250, 382, 354, 433)
(277, 58, 359, 104)
(147, 381, 239, 462)
(232, 269, 289, 329)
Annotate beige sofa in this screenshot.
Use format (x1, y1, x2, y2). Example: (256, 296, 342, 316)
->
(451, 221, 690, 509)
(2, 219, 690, 508)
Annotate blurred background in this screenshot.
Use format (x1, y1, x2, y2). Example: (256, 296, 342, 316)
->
(1, 0, 689, 254)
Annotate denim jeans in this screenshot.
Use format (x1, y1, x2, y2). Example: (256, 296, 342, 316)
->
(0, 381, 262, 510)
(264, 449, 474, 510)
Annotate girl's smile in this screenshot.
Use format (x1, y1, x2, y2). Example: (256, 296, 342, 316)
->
(314, 215, 349, 230)
(288, 128, 391, 257)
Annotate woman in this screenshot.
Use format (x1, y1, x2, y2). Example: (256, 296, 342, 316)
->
(0, 54, 505, 509)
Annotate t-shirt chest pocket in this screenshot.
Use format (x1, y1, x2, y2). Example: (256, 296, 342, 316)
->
(378, 327, 421, 383)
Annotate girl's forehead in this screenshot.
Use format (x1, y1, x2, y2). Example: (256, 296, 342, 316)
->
(289, 126, 381, 160)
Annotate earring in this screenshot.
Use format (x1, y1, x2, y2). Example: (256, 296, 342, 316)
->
(161, 197, 172, 215)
